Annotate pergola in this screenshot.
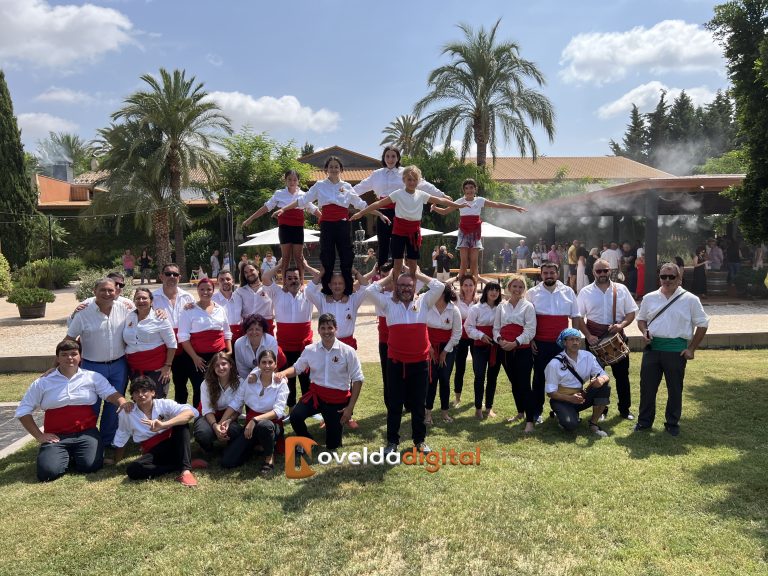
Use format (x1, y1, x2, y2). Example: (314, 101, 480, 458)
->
(536, 175, 744, 294)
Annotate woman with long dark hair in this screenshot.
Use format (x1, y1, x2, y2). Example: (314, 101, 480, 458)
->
(452, 274, 478, 407)
(192, 352, 242, 456)
(465, 281, 503, 419)
(425, 283, 462, 424)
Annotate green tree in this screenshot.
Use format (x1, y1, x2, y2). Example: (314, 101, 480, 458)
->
(609, 104, 648, 163)
(645, 90, 670, 169)
(702, 89, 738, 158)
(112, 68, 231, 279)
(300, 142, 314, 157)
(380, 114, 430, 157)
(36, 132, 94, 177)
(414, 19, 555, 167)
(0, 70, 37, 268)
(708, 0, 768, 242)
(694, 147, 749, 174)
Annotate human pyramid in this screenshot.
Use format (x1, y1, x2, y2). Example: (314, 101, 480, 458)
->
(15, 146, 710, 486)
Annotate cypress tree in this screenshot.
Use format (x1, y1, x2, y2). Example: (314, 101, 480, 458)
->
(0, 70, 37, 268)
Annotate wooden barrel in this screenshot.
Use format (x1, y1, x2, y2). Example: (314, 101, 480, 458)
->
(707, 270, 728, 295)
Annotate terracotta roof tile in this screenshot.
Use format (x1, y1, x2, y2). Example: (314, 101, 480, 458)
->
(474, 156, 672, 182)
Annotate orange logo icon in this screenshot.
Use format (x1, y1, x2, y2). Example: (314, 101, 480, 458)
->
(285, 437, 318, 478)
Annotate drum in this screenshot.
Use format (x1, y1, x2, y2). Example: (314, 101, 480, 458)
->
(592, 332, 629, 366)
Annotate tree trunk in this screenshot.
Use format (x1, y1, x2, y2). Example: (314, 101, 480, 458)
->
(152, 208, 171, 279)
(473, 117, 487, 167)
(173, 216, 187, 282)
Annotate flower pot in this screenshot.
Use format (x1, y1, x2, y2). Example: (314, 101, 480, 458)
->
(17, 303, 46, 319)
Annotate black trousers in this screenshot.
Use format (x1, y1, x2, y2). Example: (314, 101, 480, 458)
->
(638, 349, 687, 431)
(192, 416, 243, 453)
(532, 340, 562, 418)
(550, 384, 611, 432)
(586, 339, 632, 415)
(126, 425, 192, 480)
(171, 351, 188, 404)
(36, 427, 103, 482)
(291, 396, 348, 451)
(386, 359, 428, 446)
(453, 338, 473, 395)
(174, 350, 217, 409)
(376, 208, 396, 267)
(284, 349, 311, 407)
(427, 344, 455, 411)
(471, 344, 502, 409)
(500, 347, 534, 421)
(379, 342, 389, 408)
(320, 220, 353, 295)
(221, 420, 279, 468)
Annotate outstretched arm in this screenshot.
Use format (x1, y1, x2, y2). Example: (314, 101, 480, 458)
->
(242, 205, 270, 227)
(484, 199, 527, 212)
(350, 197, 394, 220)
(429, 195, 466, 210)
(430, 204, 458, 216)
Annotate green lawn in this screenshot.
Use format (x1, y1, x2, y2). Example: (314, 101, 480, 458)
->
(0, 350, 766, 575)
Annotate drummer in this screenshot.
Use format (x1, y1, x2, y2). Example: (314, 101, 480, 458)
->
(577, 258, 638, 421)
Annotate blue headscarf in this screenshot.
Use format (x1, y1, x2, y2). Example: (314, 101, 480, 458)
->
(556, 328, 583, 349)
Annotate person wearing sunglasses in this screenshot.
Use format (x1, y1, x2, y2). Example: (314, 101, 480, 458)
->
(578, 258, 639, 420)
(68, 272, 134, 318)
(635, 263, 709, 436)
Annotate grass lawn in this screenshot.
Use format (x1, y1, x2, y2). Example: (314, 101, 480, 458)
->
(0, 350, 766, 575)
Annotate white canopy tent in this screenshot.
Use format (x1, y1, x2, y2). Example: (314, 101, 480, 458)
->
(443, 222, 525, 239)
(362, 227, 443, 243)
(239, 227, 320, 247)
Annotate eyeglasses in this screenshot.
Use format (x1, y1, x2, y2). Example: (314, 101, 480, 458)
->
(594, 269, 610, 274)
(115, 282, 125, 289)
(164, 272, 180, 277)
(659, 274, 677, 280)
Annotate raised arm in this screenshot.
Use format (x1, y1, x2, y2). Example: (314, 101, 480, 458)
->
(484, 199, 527, 212)
(261, 259, 282, 287)
(350, 197, 394, 221)
(242, 205, 270, 228)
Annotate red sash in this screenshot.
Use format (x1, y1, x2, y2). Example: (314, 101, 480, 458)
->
(388, 323, 430, 363)
(189, 330, 226, 354)
(140, 428, 172, 453)
(428, 327, 452, 357)
(277, 321, 313, 352)
(338, 336, 357, 349)
(230, 323, 243, 343)
(265, 318, 274, 336)
(459, 215, 482, 239)
(536, 314, 569, 343)
(320, 204, 349, 222)
(276, 346, 287, 370)
(500, 324, 530, 349)
(43, 405, 97, 435)
(392, 217, 422, 249)
(377, 316, 389, 344)
(301, 382, 351, 409)
(277, 208, 304, 227)
(245, 407, 282, 426)
(173, 328, 183, 356)
(473, 325, 498, 366)
(126, 344, 167, 373)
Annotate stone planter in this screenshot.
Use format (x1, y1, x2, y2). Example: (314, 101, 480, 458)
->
(17, 303, 47, 319)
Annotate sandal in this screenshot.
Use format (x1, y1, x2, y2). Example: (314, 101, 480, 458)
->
(260, 462, 275, 475)
(506, 413, 524, 424)
(441, 412, 454, 423)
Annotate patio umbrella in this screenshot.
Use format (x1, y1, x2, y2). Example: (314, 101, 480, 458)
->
(443, 222, 525, 239)
(239, 227, 320, 247)
(362, 227, 443, 243)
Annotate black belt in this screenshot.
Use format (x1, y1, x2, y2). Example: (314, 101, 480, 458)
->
(84, 357, 124, 365)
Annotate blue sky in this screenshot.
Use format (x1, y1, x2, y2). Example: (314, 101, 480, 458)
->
(1, 0, 728, 161)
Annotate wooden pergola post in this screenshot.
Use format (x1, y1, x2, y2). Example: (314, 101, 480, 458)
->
(644, 189, 659, 294)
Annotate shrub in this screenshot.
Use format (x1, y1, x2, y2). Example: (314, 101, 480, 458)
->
(0, 253, 11, 297)
(185, 229, 218, 274)
(15, 258, 82, 289)
(734, 268, 768, 299)
(75, 268, 135, 301)
(6, 286, 56, 306)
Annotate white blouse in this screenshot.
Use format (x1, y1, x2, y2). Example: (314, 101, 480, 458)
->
(123, 312, 177, 354)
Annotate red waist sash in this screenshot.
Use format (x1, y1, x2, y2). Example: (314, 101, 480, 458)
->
(245, 407, 282, 426)
(459, 215, 482, 239)
(428, 326, 453, 357)
(277, 208, 304, 227)
(388, 323, 430, 363)
(230, 323, 243, 342)
(173, 327, 183, 356)
(302, 382, 351, 409)
(189, 330, 226, 354)
(43, 405, 97, 435)
(277, 321, 313, 352)
(500, 323, 530, 349)
(140, 428, 172, 453)
(276, 346, 287, 370)
(535, 314, 569, 343)
(474, 325, 498, 365)
(392, 217, 422, 248)
(264, 318, 274, 336)
(126, 344, 167, 373)
(338, 335, 357, 350)
(377, 316, 389, 344)
(320, 204, 349, 222)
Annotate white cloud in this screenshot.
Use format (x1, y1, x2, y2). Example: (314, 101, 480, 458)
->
(0, 0, 134, 68)
(207, 91, 340, 133)
(35, 87, 96, 105)
(560, 20, 723, 85)
(597, 81, 718, 119)
(434, 140, 478, 157)
(17, 113, 78, 142)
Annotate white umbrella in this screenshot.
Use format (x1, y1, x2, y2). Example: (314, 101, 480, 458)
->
(239, 227, 320, 247)
(362, 227, 442, 243)
(443, 222, 525, 239)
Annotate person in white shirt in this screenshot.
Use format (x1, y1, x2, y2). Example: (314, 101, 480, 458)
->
(210, 249, 221, 279)
(635, 263, 709, 436)
(352, 165, 463, 281)
(112, 376, 200, 487)
(425, 283, 462, 424)
(465, 282, 504, 420)
(16, 340, 128, 482)
(242, 169, 320, 283)
(601, 243, 621, 281)
(235, 264, 274, 335)
(353, 146, 445, 268)
(220, 349, 289, 473)
(67, 277, 132, 448)
(276, 313, 364, 453)
(212, 270, 244, 342)
(451, 274, 478, 408)
(578, 259, 638, 420)
(494, 275, 537, 433)
(234, 314, 283, 380)
(545, 328, 611, 438)
(192, 352, 242, 457)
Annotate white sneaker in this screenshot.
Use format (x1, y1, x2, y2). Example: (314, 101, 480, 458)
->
(590, 423, 608, 438)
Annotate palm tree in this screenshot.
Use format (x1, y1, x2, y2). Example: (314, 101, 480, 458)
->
(413, 19, 555, 167)
(112, 68, 231, 279)
(36, 131, 95, 176)
(380, 114, 431, 157)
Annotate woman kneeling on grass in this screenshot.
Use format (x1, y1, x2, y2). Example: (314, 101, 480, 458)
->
(112, 377, 202, 487)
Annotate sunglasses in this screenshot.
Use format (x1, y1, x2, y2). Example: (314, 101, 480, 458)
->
(594, 269, 610, 274)
(659, 274, 677, 280)
(164, 271, 180, 278)
(115, 282, 126, 289)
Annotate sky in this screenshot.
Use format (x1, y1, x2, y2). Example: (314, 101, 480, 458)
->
(0, 0, 730, 162)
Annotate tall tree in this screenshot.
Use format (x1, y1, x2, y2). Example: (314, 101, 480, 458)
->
(0, 70, 37, 268)
(112, 68, 231, 279)
(414, 19, 555, 166)
(300, 141, 314, 157)
(380, 114, 430, 157)
(36, 131, 94, 177)
(645, 90, 670, 169)
(609, 104, 648, 163)
(708, 0, 768, 242)
(702, 90, 738, 158)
